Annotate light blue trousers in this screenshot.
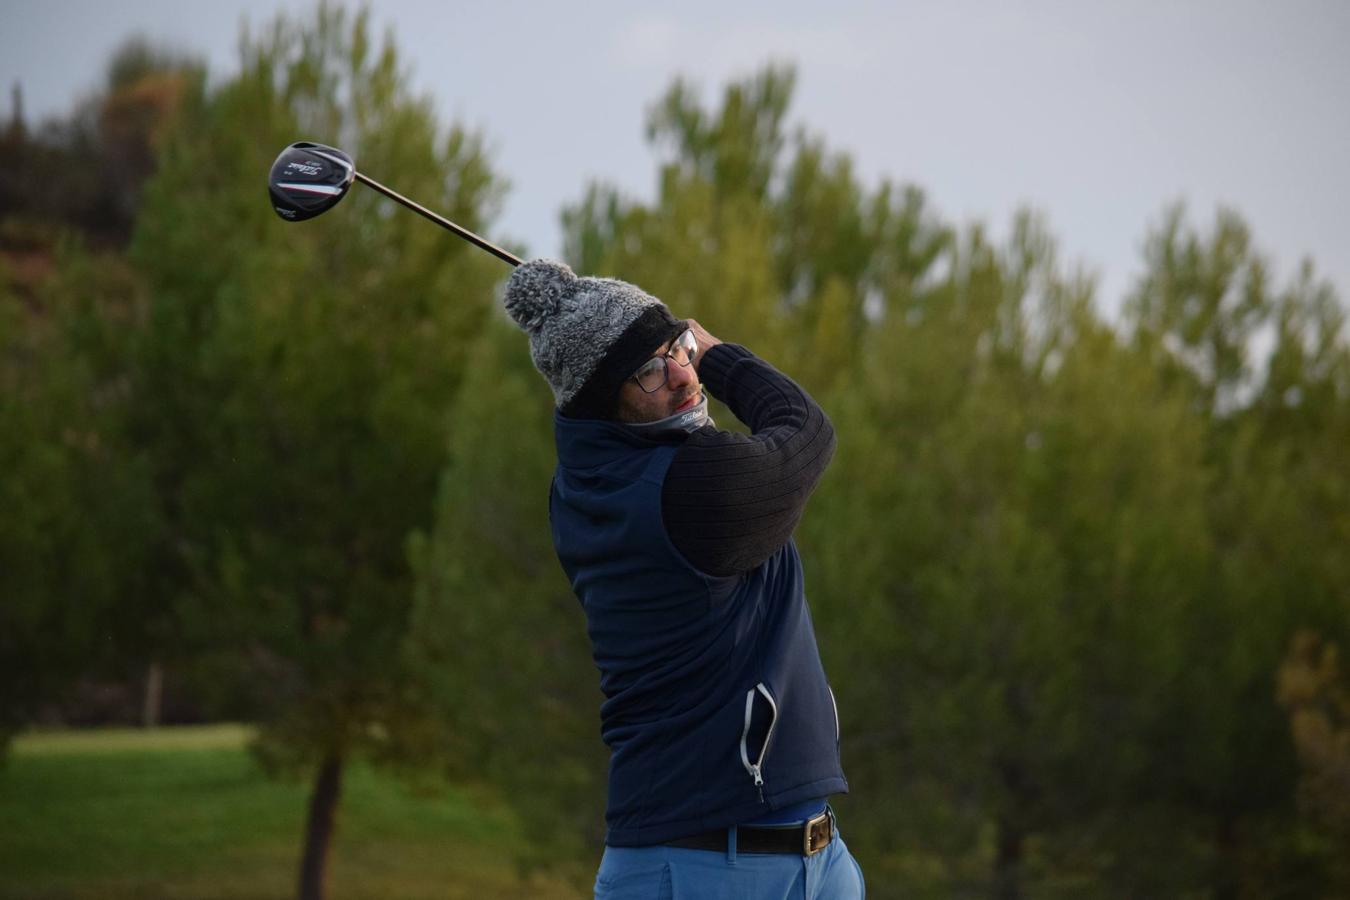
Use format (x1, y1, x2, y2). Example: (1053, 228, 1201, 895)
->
(594, 826, 865, 899)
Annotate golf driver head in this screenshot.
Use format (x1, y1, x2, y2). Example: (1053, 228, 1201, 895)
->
(268, 142, 356, 222)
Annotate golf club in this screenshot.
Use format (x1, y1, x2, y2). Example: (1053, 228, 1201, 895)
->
(268, 141, 522, 267)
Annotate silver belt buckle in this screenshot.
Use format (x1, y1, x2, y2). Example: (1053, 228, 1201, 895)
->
(803, 809, 832, 856)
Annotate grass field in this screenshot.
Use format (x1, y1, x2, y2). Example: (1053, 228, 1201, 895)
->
(0, 725, 585, 900)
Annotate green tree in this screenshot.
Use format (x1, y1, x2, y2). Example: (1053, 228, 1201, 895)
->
(0, 245, 163, 744)
(1128, 207, 1349, 897)
(123, 6, 506, 897)
(800, 212, 1217, 897)
(1, 36, 202, 745)
(408, 320, 606, 882)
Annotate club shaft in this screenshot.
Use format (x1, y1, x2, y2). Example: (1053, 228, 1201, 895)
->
(353, 171, 521, 268)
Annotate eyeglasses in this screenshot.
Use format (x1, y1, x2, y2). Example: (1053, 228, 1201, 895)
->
(631, 328, 698, 393)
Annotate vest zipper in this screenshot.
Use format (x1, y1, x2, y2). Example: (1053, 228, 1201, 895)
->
(828, 685, 840, 745)
(739, 682, 779, 803)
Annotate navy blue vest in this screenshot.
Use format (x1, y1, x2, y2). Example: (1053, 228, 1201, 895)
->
(550, 412, 847, 847)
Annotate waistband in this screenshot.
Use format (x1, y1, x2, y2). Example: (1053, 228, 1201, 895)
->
(662, 807, 836, 857)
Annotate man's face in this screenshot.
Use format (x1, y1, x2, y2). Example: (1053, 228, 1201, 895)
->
(615, 328, 702, 424)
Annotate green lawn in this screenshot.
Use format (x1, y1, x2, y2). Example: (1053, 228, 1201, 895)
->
(0, 725, 584, 899)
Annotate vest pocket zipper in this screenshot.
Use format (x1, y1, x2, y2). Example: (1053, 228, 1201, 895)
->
(739, 682, 779, 803)
(828, 685, 840, 746)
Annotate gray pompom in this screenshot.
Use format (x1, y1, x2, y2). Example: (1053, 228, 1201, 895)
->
(504, 259, 576, 334)
(501, 257, 672, 413)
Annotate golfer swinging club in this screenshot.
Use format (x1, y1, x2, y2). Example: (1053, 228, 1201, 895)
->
(504, 259, 865, 899)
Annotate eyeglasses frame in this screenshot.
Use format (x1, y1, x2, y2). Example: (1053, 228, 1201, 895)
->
(630, 328, 698, 394)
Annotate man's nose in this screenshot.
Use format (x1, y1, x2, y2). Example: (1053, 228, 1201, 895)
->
(668, 359, 696, 389)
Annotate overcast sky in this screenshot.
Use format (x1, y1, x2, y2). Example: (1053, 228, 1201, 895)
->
(4, 0, 1348, 313)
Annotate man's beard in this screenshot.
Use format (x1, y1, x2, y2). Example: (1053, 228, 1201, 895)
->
(620, 393, 713, 436)
(619, 388, 702, 425)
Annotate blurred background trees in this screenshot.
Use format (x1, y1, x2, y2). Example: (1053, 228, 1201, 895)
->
(3, 7, 507, 898)
(3, 9, 1348, 900)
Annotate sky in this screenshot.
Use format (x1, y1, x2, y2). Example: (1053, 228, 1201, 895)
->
(3, 0, 1348, 315)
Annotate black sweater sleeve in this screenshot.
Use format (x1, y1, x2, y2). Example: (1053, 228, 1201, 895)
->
(661, 343, 836, 577)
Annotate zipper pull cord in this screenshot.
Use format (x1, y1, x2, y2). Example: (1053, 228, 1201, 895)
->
(751, 764, 765, 803)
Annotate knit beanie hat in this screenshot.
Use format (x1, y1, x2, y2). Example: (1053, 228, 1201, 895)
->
(503, 259, 686, 420)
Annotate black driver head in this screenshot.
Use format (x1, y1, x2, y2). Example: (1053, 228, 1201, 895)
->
(268, 142, 356, 222)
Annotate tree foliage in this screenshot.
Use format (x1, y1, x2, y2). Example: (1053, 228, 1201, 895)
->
(5, 6, 507, 898)
(122, 7, 507, 895)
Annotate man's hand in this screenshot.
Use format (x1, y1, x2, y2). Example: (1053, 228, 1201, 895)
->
(686, 319, 722, 370)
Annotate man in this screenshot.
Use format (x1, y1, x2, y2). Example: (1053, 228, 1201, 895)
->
(503, 259, 864, 899)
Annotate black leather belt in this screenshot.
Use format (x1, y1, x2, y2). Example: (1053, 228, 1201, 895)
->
(663, 808, 835, 857)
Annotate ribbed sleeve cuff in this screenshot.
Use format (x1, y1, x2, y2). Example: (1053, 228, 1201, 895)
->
(697, 343, 755, 399)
